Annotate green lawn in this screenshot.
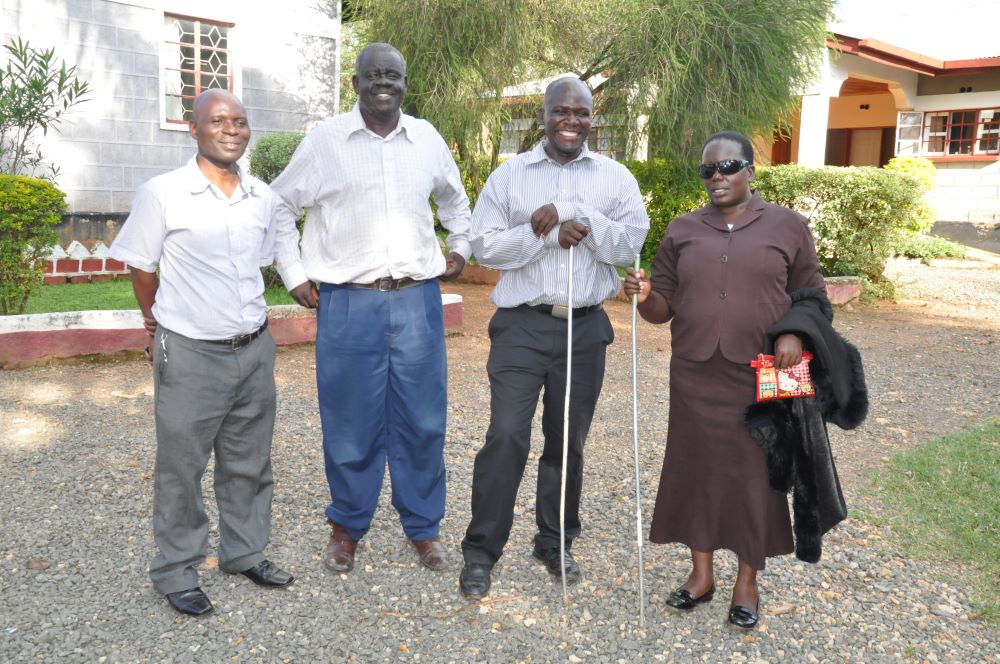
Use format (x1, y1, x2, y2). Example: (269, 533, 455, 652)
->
(21, 280, 295, 314)
(872, 420, 1000, 625)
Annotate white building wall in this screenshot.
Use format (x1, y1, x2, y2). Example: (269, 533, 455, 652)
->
(1, 0, 340, 213)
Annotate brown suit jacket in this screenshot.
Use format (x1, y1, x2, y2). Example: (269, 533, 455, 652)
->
(650, 192, 825, 363)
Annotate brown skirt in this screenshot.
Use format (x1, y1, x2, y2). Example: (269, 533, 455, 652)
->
(648, 347, 793, 570)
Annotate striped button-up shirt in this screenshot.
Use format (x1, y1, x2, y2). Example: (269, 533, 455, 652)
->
(471, 142, 649, 308)
(270, 105, 472, 289)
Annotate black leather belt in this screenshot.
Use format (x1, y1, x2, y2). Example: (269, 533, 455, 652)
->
(349, 277, 423, 291)
(206, 319, 268, 349)
(524, 303, 603, 320)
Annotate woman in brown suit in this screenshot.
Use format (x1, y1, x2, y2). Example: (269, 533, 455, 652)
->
(624, 131, 825, 629)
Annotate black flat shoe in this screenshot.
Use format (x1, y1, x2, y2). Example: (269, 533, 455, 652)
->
(727, 599, 760, 629)
(531, 545, 582, 584)
(459, 562, 492, 599)
(665, 584, 715, 611)
(165, 587, 214, 616)
(239, 560, 294, 588)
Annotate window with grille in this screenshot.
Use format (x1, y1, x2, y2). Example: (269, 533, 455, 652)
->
(913, 108, 1000, 157)
(586, 124, 627, 160)
(162, 14, 235, 125)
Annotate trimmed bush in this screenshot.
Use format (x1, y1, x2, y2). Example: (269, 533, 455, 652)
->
(0, 174, 66, 314)
(755, 165, 926, 282)
(884, 156, 936, 233)
(622, 158, 707, 263)
(894, 233, 966, 264)
(249, 132, 305, 184)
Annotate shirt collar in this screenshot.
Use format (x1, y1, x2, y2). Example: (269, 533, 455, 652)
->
(184, 155, 254, 198)
(526, 140, 595, 166)
(347, 102, 416, 143)
(699, 190, 766, 231)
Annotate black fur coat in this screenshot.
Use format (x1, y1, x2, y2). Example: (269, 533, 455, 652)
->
(744, 288, 868, 563)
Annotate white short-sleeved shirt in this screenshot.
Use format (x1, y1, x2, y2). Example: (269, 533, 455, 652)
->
(110, 156, 278, 340)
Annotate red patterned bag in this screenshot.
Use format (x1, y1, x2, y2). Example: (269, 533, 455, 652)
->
(750, 352, 815, 402)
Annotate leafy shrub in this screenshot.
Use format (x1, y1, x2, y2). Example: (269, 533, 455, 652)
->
(894, 233, 966, 264)
(755, 165, 927, 282)
(249, 132, 305, 289)
(884, 156, 936, 191)
(0, 174, 66, 314)
(622, 158, 707, 263)
(0, 37, 90, 178)
(883, 156, 936, 233)
(249, 132, 305, 184)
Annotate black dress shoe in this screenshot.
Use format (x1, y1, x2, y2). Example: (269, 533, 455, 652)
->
(531, 545, 581, 584)
(459, 562, 492, 599)
(727, 599, 760, 629)
(239, 560, 294, 588)
(165, 587, 214, 617)
(665, 584, 715, 611)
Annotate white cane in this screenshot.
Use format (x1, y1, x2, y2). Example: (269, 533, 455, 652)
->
(630, 255, 646, 626)
(559, 244, 575, 603)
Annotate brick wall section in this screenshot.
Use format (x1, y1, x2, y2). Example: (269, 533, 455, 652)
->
(43, 259, 130, 285)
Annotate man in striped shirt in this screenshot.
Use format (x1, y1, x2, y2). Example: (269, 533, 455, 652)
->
(458, 77, 649, 598)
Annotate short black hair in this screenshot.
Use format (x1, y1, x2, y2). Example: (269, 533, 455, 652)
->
(703, 131, 754, 162)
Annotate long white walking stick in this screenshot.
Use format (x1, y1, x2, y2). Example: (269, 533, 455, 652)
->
(630, 254, 646, 626)
(560, 244, 575, 603)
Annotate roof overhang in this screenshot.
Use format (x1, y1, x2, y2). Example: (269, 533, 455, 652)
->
(829, 34, 1000, 77)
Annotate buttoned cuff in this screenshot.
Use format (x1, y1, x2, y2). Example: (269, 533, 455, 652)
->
(278, 262, 310, 292)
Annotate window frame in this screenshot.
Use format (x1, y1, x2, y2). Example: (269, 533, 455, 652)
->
(897, 107, 1000, 160)
(159, 12, 239, 131)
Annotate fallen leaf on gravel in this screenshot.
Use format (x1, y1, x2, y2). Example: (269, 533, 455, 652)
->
(768, 603, 797, 616)
(25, 559, 50, 570)
(656, 345, 666, 352)
(203, 556, 218, 570)
(524, 617, 536, 627)
(742, 635, 755, 644)
(569, 656, 583, 663)
(818, 591, 836, 601)
(398, 643, 409, 653)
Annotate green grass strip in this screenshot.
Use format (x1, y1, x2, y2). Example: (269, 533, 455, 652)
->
(872, 420, 1000, 625)
(21, 280, 295, 314)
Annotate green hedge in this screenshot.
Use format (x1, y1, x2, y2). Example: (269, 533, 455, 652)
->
(249, 132, 305, 184)
(883, 156, 936, 233)
(0, 174, 66, 314)
(621, 159, 707, 263)
(754, 165, 926, 281)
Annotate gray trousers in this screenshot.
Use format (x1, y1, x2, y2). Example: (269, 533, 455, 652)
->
(149, 326, 277, 594)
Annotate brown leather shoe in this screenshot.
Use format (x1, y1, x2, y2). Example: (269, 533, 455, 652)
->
(410, 536, 447, 571)
(323, 521, 358, 572)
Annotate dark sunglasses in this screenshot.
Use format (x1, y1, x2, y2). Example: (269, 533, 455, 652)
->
(698, 159, 752, 179)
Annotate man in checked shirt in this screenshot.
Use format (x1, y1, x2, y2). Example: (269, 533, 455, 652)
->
(458, 77, 650, 598)
(270, 43, 471, 574)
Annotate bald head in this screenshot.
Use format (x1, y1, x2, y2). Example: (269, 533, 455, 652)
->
(356, 42, 406, 75)
(543, 77, 592, 113)
(191, 88, 245, 125)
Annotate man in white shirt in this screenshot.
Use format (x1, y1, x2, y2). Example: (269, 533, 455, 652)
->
(270, 42, 471, 573)
(110, 89, 293, 617)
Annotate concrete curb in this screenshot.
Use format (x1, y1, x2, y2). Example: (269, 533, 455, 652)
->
(0, 295, 464, 369)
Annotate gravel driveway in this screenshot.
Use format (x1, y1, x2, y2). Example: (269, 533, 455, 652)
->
(1, 257, 998, 663)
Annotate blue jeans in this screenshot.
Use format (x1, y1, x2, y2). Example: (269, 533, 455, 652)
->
(316, 280, 447, 541)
